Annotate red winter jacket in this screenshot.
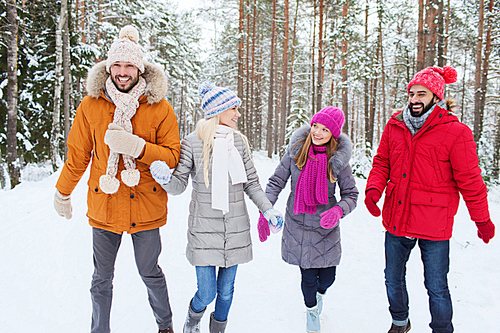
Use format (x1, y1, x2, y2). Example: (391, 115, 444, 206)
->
(366, 100, 490, 241)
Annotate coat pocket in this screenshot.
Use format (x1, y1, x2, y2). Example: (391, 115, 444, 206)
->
(407, 189, 449, 237)
(87, 178, 109, 223)
(382, 181, 396, 225)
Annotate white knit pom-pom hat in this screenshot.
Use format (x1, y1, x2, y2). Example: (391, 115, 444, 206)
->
(106, 25, 145, 73)
(199, 81, 241, 119)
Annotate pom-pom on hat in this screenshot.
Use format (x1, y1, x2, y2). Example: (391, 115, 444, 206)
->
(310, 106, 345, 139)
(199, 81, 242, 119)
(106, 25, 145, 73)
(407, 66, 457, 100)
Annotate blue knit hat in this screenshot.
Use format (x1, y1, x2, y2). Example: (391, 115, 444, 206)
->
(199, 81, 242, 119)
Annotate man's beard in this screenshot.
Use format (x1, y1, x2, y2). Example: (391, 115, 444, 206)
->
(111, 74, 139, 93)
(409, 100, 436, 117)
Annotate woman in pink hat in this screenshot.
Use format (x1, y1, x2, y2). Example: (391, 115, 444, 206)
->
(259, 106, 359, 333)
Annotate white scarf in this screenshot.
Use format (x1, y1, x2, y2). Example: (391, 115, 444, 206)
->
(211, 125, 248, 214)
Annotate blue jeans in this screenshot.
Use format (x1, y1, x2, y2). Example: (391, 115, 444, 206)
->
(190, 265, 238, 322)
(300, 266, 336, 308)
(90, 228, 173, 333)
(385, 231, 453, 333)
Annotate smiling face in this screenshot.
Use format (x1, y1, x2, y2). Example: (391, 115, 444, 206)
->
(408, 84, 439, 117)
(109, 61, 140, 93)
(218, 105, 241, 128)
(310, 122, 333, 146)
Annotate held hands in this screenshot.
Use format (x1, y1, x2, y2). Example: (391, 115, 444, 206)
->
(264, 208, 284, 234)
(150, 160, 172, 185)
(365, 189, 382, 217)
(476, 219, 495, 244)
(104, 123, 146, 158)
(54, 190, 73, 220)
(258, 208, 284, 242)
(320, 206, 343, 229)
(257, 213, 270, 242)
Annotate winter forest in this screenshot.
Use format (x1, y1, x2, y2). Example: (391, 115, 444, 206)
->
(0, 0, 499, 189)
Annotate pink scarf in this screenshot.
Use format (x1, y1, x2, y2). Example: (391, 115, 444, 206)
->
(294, 145, 329, 215)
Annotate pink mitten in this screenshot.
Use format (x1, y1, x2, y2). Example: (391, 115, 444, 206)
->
(258, 213, 271, 242)
(320, 206, 343, 229)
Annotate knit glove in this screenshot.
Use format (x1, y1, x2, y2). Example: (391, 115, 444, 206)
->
(264, 208, 284, 234)
(365, 189, 382, 217)
(320, 206, 343, 229)
(104, 123, 146, 158)
(258, 213, 270, 242)
(54, 190, 73, 220)
(150, 160, 172, 185)
(476, 219, 495, 244)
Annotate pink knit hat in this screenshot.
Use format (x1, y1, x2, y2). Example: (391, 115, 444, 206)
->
(106, 25, 145, 73)
(407, 66, 457, 100)
(310, 106, 345, 139)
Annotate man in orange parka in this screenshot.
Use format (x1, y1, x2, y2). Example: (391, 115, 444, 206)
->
(53, 26, 180, 333)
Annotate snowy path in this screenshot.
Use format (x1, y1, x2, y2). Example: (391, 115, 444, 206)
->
(1, 153, 499, 332)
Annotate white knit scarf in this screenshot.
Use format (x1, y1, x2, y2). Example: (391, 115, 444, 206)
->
(211, 125, 248, 214)
(99, 76, 146, 194)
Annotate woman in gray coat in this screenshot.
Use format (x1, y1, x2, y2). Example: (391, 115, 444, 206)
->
(150, 82, 283, 333)
(259, 106, 358, 333)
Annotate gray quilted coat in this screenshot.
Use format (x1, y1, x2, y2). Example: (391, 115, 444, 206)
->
(265, 125, 358, 269)
(161, 131, 273, 267)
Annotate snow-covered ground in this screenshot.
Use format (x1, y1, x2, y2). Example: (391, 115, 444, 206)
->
(1, 152, 499, 332)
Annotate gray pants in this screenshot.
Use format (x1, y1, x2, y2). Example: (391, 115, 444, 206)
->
(90, 227, 173, 333)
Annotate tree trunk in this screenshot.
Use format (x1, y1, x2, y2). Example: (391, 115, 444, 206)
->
(279, 0, 290, 152)
(424, 0, 438, 67)
(442, 0, 451, 66)
(267, 0, 277, 158)
(243, 0, 251, 137)
(316, 0, 324, 113)
(63, 12, 72, 160)
(493, 111, 500, 180)
(51, 0, 68, 171)
(341, 1, 349, 135)
(416, 0, 425, 71)
(436, 0, 445, 67)
(250, 0, 257, 147)
(6, 0, 20, 188)
(363, 1, 370, 148)
(476, 0, 494, 141)
(473, 0, 484, 142)
(287, 0, 299, 120)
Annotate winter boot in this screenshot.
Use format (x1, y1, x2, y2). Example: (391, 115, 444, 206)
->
(306, 304, 320, 333)
(159, 325, 174, 333)
(209, 312, 228, 333)
(316, 292, 325, 315)
(387, 319, 411, 333)
(183, 300, 206, 333)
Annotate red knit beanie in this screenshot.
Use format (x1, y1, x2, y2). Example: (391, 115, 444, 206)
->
(407, 66, 457, 100)
(310, 106, 345, 139)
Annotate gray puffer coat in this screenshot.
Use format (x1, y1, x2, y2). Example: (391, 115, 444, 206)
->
(265, 125, 358, 269)
(162, 131, 272, 267)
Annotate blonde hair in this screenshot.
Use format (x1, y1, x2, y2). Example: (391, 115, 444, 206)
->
(195, 116, 252, 188)
(293, 130, 339, 182)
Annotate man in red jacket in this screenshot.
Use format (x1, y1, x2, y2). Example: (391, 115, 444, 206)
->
(365, 66, 495, 333)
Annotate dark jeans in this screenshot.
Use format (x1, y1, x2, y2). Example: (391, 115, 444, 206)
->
(300, 266, 336, 308)
(191, 265, 238, 322)
(90, 228, 173, 333)
(385, 231, 453, 333)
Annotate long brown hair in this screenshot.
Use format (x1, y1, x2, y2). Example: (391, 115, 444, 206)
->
(293, 130, 339, 182)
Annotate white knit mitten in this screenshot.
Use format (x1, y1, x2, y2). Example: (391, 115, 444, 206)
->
(54, 190, 73, 220)
(104, 123, 145, 158)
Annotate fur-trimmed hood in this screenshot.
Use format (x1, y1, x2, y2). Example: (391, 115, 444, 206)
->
(85, 60, 168, 105)
(289, 125, 352, 179)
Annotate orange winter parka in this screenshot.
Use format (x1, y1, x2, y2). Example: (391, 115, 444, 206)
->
(56, 61, 181, 234)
